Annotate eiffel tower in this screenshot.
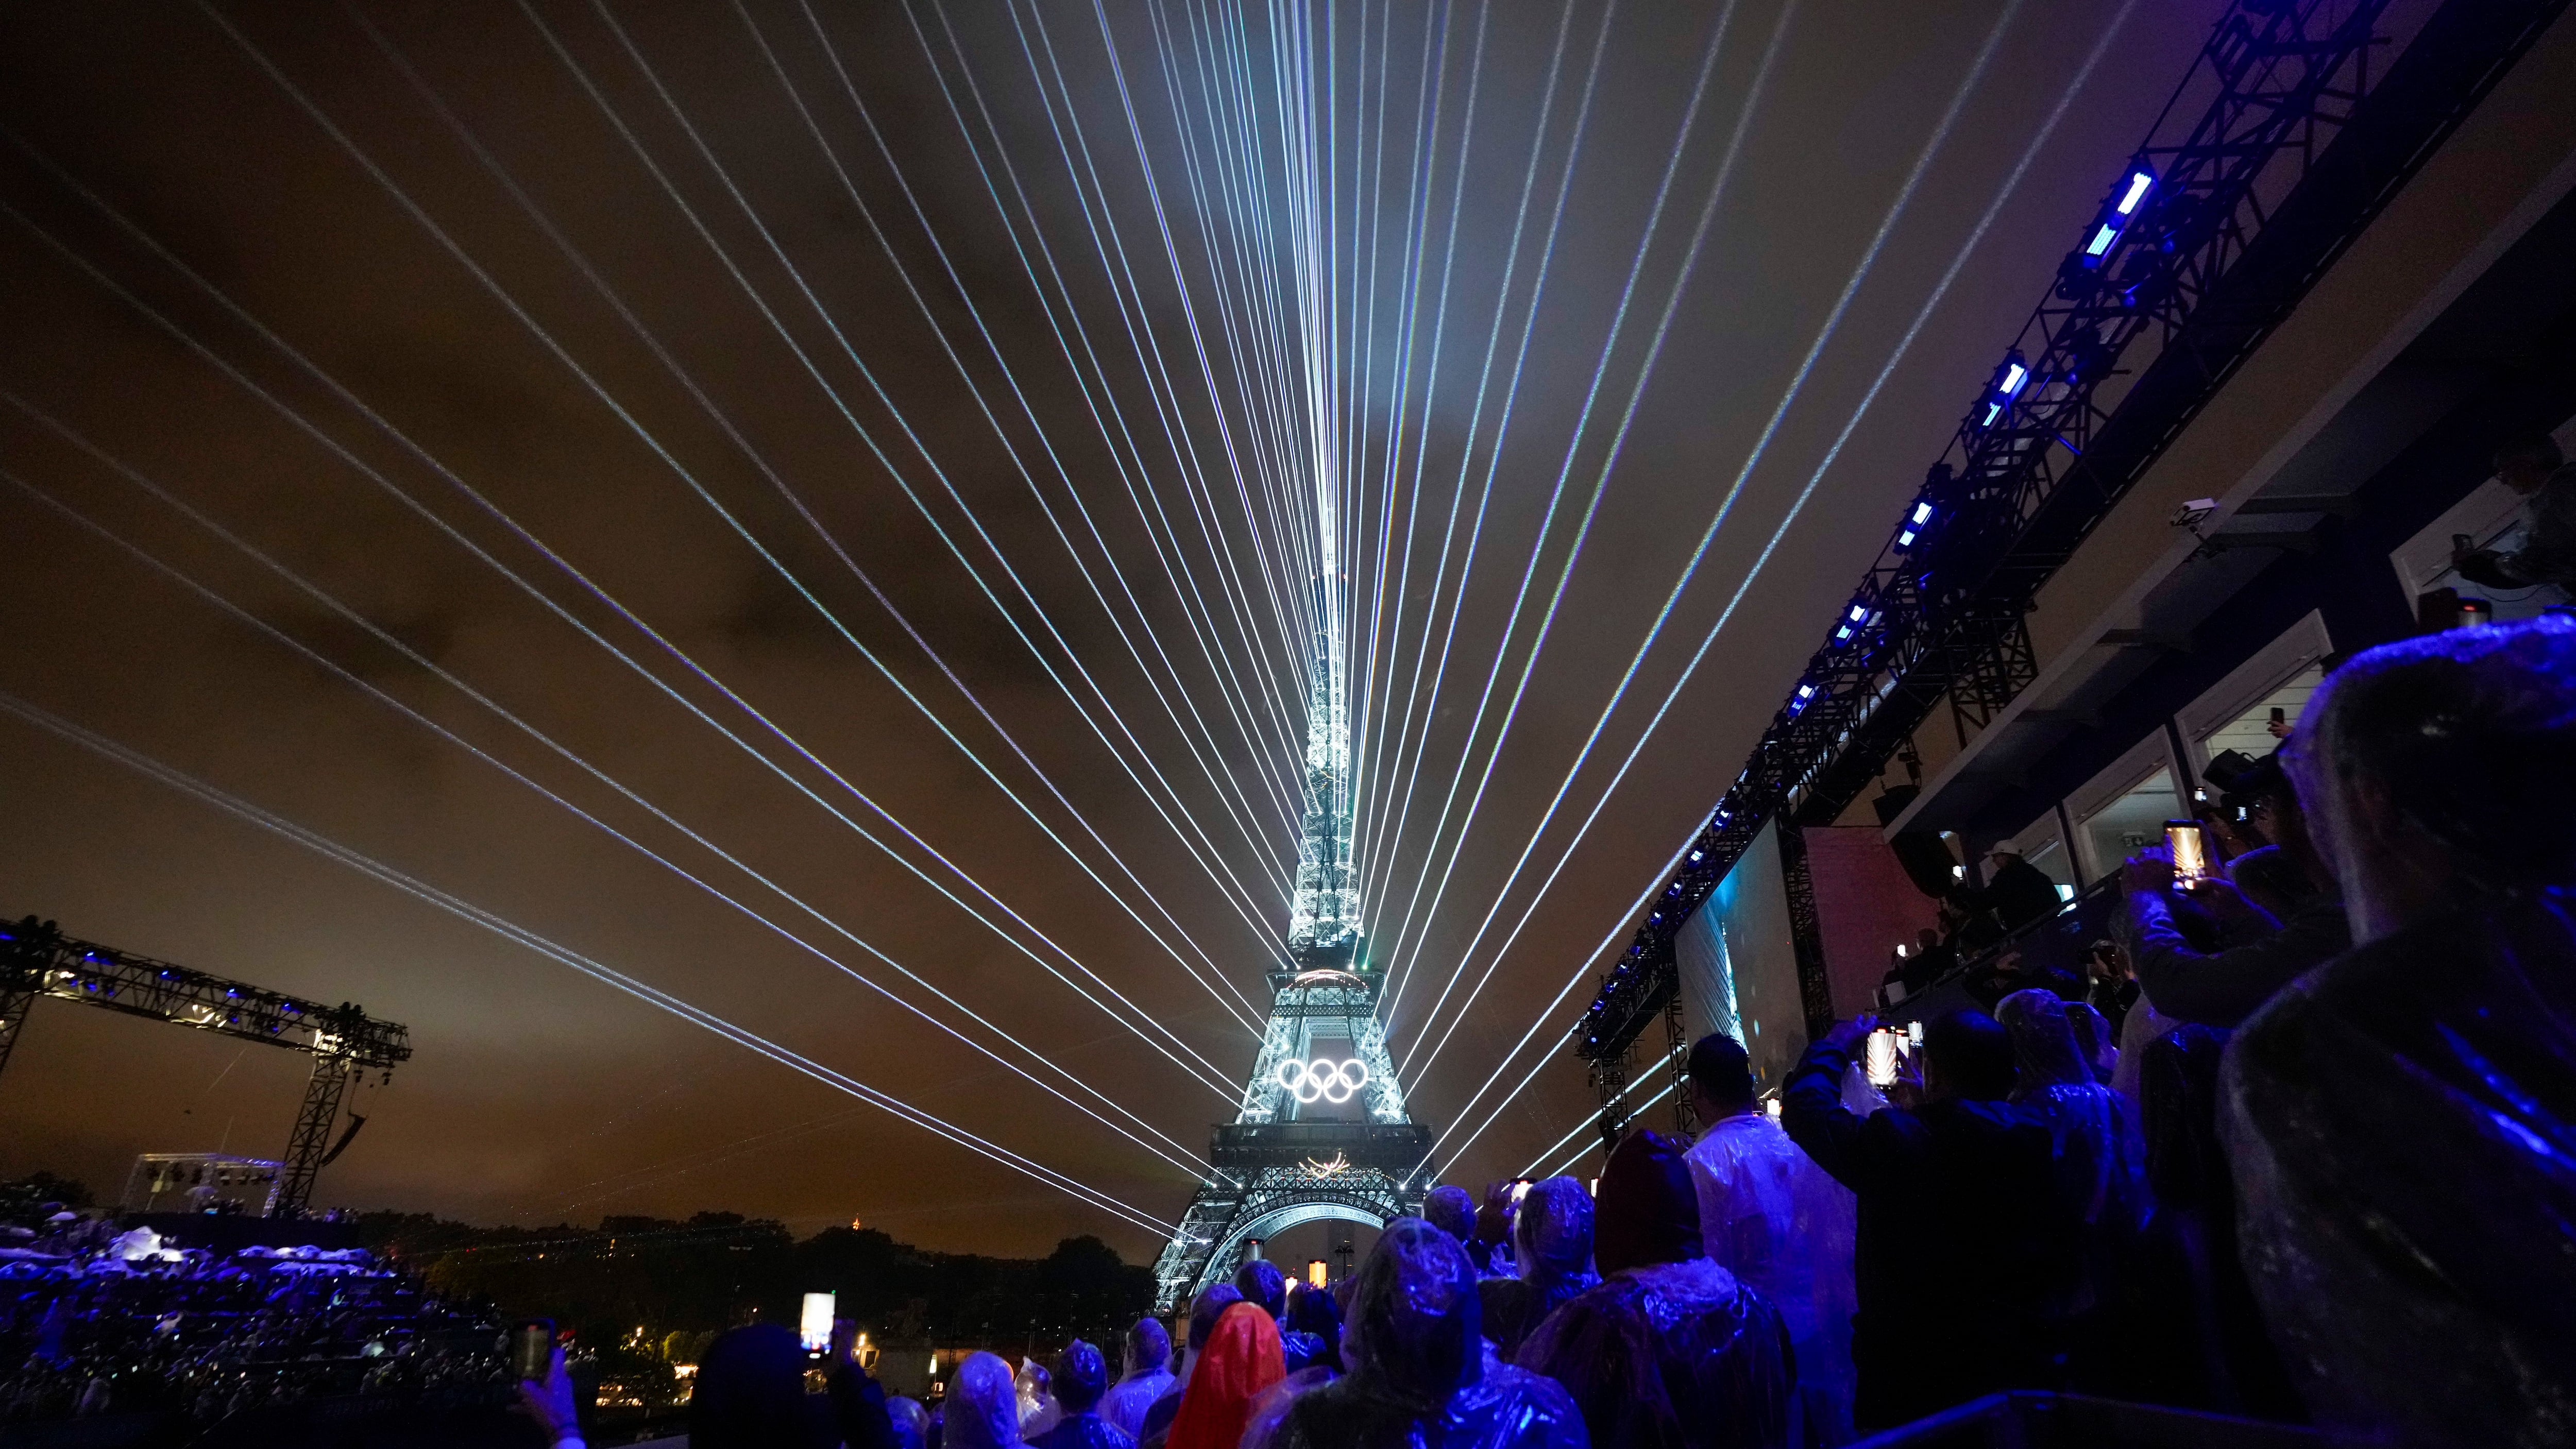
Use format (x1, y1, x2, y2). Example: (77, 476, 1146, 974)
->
(1149, 571, 1433, 1312)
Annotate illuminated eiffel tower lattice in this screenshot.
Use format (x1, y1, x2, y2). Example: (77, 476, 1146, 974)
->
(1149, 579, 1431, 1312)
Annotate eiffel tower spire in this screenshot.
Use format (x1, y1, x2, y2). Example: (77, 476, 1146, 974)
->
(1288, 570, 1359, 972)
(1149, 565, 1432, 1312)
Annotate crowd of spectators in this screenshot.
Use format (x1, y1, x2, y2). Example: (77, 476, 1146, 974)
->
(594, 612, 2573, 1449)
(0, 1211, 510, 1430)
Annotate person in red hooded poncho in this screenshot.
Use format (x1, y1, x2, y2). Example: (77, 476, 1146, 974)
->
(1163, 1301, 1284, 1449)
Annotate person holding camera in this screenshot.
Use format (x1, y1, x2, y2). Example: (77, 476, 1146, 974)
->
(1781, 1011, 2076, 1432)
(2116, 750, 2347, 1031)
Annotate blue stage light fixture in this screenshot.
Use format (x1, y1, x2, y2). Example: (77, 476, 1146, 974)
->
(1897, 498, 1936, 548)
(1788, 682, 1817, 718)
(2086, 221, 2120, 257)
(2116, 169, 2154, 216)
(1980, 352, 2029, 428)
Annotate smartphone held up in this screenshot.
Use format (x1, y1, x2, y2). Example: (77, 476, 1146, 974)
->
(2165, 820, 2212, 888)
(1865, 1028, 1904, 1089)
(509, 1318, 555, 1383)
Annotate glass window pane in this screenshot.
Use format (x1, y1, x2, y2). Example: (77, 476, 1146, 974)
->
(2200, 660, 2325, 760)
(2081, 766, 2178, 880)
(2020, 833, 2078, 893)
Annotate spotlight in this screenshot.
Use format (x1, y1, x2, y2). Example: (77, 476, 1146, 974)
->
(1897, 500, 1936, 548)
(2116, 169, 2154, 216)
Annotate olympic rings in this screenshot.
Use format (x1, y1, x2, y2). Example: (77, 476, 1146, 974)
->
(1274, 1056, 1371, 1105)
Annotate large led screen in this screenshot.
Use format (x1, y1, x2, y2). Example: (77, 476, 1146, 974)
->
(1673, 820, 1808, 1087)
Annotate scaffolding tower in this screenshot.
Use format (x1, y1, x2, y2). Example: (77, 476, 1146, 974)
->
(0, 915, 410, 1218)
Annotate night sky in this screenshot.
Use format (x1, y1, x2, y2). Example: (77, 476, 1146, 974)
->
(0, 0, 2215, 1262)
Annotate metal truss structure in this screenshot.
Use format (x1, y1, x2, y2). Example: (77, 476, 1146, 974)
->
(0, 915, 409, 1217)
(1578, 0, 2568, 1066)
(1660, 994, 1698, 1138)
(1587, 1041, 1634, 1160)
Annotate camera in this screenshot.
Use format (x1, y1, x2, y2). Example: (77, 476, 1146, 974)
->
(2202, 747, 2285, 825)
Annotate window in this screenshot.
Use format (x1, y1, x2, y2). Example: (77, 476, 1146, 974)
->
(2200, 661, 2323, 762)
(2079, 766, 2182, 884)
(1996, 813, 2077, 894)
(2065, 729, 2190, 885)
(2177, 611, 2332, 776)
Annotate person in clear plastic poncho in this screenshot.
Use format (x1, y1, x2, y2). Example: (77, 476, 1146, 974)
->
(947, 1352, 1026, 1449)
(1518, 1129, 1794, 1449)
(1681, 1032, 1858, 1446)
(2225, 615, 2576, 1447)
(1097, 1318, 1173, 1441)
(1478, 1176, 1599, 1360)
(1997, 990, 2148, 1245)
(1253, 1217, 1585, 1449)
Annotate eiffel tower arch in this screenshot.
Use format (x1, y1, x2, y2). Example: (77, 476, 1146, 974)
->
(1150, 964, 1430, 1311)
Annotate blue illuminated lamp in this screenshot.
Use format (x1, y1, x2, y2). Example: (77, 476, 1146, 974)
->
(1788, 681, 1818, 718)
(1981, 353, 2029, 428)
(2079, 171, 2152, 265)
(1897, 499, 1935, 548)
(1834, 600, 1871, 642)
